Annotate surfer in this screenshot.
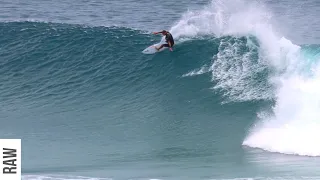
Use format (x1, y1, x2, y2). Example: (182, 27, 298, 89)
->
(153, 30, 174, 51)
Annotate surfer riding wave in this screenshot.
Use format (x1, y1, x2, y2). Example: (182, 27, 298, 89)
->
(153, 30, 174, 51)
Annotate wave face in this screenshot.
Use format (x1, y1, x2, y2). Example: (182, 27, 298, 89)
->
(2, 0, 320, 179)
(0, 22, 149, 107)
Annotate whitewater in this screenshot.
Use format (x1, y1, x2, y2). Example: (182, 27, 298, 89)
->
(172, 0, 320, 157)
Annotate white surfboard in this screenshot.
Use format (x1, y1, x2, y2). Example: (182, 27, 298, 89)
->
(142, 36, 168, 54)
(142, 42, 167, 54)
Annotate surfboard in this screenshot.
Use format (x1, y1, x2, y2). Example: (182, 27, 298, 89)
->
(142, 42, 167, 54)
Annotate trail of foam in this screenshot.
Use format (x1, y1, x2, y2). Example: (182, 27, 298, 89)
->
(182, 65, 211, 77)
(211, 35, 271, 102)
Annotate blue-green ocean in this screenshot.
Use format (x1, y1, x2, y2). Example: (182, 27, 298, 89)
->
(1, 0, 320, 179)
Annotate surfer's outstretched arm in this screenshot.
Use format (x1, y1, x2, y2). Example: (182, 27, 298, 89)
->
(152, 31, 162, 35)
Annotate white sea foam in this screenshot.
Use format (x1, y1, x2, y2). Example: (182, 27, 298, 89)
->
(173, 0, 320, 156)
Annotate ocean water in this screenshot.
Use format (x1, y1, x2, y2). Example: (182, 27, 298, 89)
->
(1, 0, 320, 179)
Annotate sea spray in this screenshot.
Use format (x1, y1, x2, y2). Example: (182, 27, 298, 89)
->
(174, 0, 320, 156)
